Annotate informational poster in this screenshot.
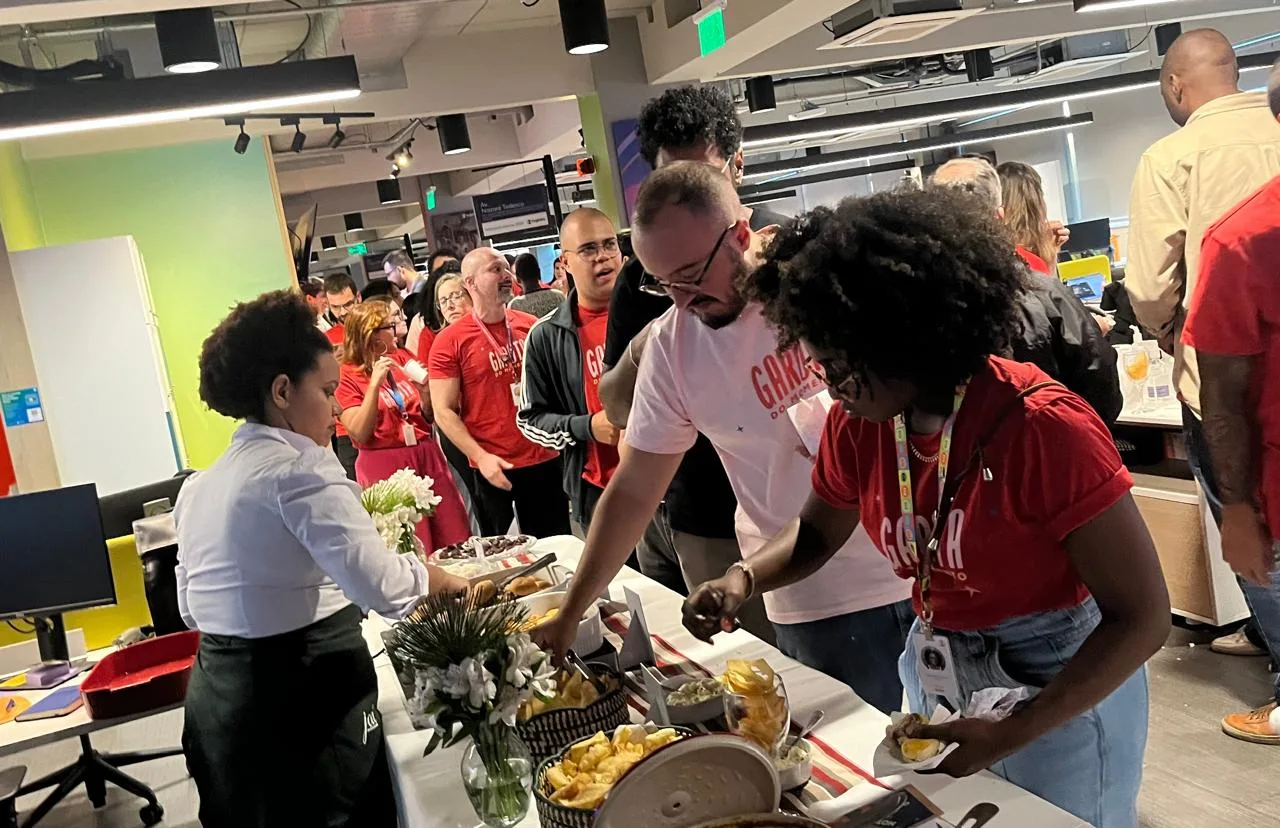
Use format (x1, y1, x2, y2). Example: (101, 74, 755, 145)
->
(612, 118, 651, 227)
(1, 387, 44, 428)
(429, 210, 481, 255)
(473, 184, 551, 238)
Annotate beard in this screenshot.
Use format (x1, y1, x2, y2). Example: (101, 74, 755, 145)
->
(689, 260, 749, 330)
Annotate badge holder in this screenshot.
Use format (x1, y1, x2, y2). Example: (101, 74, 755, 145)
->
(911, 630, 962, 710)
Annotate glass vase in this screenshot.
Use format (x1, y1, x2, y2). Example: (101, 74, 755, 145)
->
(459, 723, 533, 828)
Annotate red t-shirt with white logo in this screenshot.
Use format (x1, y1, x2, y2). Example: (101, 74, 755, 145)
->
(428, 310, 557, 470)
(325, 322, 348, 437)
(578, 304, 618, 489)
(811, 357, 1132, 631)
(335, 349, 431, 451)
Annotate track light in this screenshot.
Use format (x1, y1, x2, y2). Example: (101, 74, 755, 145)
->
(377, 177, 402, 205)
(559, 0, 609, 55)
(328, 126, 346, 149)
(155, 8, 222, 74)
(233, 124, 249, 154)
(320, 235, 337, 251)
(745, 76, 777, 114)
(344, 213, 363, 232)
(437, 114, 471, 155)
(390, 163, 401, 178)
(1073, 0, 1187, 10)
(387, 141, 413, 168)
(290, 124, 306, 153)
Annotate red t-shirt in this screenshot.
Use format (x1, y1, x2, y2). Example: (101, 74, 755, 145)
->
(1015, 245, 1052, 276)
(335, 349, 431, 450)
(428, 310, 556, 470)
(415, 325, 436, 365)
(324, 323, 348, 437)
(811, 357, 1131, 631)
(578, 304, 618, 489)
(1184, 175, 1280, 539)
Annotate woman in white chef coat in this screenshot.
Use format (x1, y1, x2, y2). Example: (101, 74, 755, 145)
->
(174, 290, 468, 828)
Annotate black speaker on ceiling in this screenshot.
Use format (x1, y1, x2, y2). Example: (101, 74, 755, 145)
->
(376, 178, 402, 204)
(437, 114, 472, 155)
(1155, 23, 1181, 56)
(745, 76, 777, 113)
(343, 213, 363, 232)
(965, 49, 994, 83)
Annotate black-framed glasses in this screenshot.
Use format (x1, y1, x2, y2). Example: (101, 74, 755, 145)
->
(377, 315, 405, 332)
(805, 355, 859, 394)
(437, 290, 468, 310)
(571, 237, 620, 260)
(639, 223, 735, 298)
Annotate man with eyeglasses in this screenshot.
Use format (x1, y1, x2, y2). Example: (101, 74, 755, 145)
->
(594, 85, 789, 644)
(321, 272, 362, 479)
(428, 247, 571, 538)
(539, 162, 912, 714)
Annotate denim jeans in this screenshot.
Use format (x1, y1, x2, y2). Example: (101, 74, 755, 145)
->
(1184, 404, 1280, 700)
(774, 599, 913, 716)
(899, 599, 1148, 828)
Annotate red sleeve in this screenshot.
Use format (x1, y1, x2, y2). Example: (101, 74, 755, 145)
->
(427, 326, 461, 380)
(1183, 233, 1265, 357)
(336, 364, 367, 412)
(416, 326, 436, 364)
(325, 325, 345, 347)
(1018, 393, 1132, 542)
(811, 405, 862, 510)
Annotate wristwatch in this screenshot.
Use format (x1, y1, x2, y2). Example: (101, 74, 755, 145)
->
(726, 560, 756, 601)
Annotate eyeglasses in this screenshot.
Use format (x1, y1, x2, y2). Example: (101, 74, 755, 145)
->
(805, 355, 859, 394)
(328, 296, 357, 312)
(437, 290, 468, 310)
(377, 315, 405, 332)
(570, 237, 620, 260)
(640, 223, 736, 298)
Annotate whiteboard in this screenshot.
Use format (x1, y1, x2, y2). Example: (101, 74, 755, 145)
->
(10, 237, 182, 495)
(1032, 160, 1068, 224)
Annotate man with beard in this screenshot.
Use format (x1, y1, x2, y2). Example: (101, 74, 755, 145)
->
(518, 209, 625, 534)
(429, 247, 571, 537)
(538, 163, 912, 715)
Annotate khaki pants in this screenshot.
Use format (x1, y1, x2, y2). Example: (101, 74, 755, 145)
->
(671, 530, 776, 647)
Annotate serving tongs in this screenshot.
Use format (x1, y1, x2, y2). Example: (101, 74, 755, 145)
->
(565, 648, 607, 693)
(489, 552, 558, 592)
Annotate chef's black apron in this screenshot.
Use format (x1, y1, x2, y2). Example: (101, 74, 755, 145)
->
(182, 604, 395, 828)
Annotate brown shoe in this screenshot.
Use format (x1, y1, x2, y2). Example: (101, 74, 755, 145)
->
(1222, 701, 1280, 744)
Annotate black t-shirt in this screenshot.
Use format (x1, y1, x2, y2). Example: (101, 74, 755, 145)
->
(603, 205, 790, 539)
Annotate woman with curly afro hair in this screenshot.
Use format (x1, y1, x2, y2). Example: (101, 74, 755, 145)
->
(686, 189, 1169, 827)
(175, 290, 468, 827)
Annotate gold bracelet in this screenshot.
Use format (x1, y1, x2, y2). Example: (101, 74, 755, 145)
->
(727, 560, 756, 601)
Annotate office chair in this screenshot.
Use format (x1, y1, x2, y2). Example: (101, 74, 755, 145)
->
(0, 767, 24, 828)
(13, 472, 193, 827)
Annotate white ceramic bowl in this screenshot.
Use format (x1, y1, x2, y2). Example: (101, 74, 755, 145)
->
(775, 738, 812, 791)
(658, 676, 726, 725)
(516, 591, 603, 655)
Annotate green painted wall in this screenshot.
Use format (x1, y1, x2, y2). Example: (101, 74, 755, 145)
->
(0, 142, 46, 251)
(577, 93, 620, 226)
(26, 140, 295, 467)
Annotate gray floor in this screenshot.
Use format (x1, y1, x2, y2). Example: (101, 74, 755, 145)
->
(5, 625, 1278, 828)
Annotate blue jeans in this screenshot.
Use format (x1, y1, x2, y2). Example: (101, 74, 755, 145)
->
(774, 599, 913, 716)
(900, 599, 1148, 828)
(1184, 404, 1280, 701)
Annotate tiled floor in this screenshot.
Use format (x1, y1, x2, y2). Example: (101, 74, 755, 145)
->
(5, 624, 1278, 827)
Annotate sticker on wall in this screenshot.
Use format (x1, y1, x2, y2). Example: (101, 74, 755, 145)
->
(1, 387, 45, 428)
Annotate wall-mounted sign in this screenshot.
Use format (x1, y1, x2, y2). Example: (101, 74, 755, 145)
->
(347, 242, 368, 256)
(473, 184, 551, 238)
(1, 387, 44, 428)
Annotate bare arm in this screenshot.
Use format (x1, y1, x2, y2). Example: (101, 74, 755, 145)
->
(416, 380, 434, 423)
(429, 376, 487, 462)
(599, 321, 655, 429)
(1200, 352, 1258, 507)
(339, 380, 383, 445)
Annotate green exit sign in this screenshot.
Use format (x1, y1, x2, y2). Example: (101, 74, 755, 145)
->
(696, 7, 726, 56)
(347, 242, 368, 256)
(425, 190, 437, 211)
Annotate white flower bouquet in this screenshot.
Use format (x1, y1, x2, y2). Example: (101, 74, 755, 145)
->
(360, 468, 442, 557)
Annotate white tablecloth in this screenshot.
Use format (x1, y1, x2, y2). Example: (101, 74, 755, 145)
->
(363, 536, 1088, 827)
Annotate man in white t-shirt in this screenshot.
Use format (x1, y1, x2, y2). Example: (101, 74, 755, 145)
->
(541, 162, 911, 714)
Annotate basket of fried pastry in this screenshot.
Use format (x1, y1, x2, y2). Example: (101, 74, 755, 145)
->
(516, 665, 629, 764)
(534, 724, 690, 828)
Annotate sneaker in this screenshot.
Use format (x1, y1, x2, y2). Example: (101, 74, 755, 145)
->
(1211, 629, 1267, 656)
(1222, 701, 1280, 744)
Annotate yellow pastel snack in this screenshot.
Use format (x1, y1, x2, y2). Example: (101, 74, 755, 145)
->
(544, 727, 686, 810)
(893, 713, 944, 763)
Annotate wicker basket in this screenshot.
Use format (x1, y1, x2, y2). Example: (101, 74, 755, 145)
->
(516, 668, 629, 764)
(533, 725, 695, 828)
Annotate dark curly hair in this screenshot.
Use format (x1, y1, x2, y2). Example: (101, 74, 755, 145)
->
(637, 85, 742, 168)
(748, 188, 1023, 395)
(198, 290, 332, 422)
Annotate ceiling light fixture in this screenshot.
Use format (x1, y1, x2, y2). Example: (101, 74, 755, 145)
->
(377, 177, 402, 205)
(437, 114, 471, 155)
(744, 113, 1094, 181)
(289, 123, 306, 153)
(739, 160, 915, 197)
(745, 76, 777, 114)
(389, 141, 413, 168)
(0, 56, 360, 142)
(328, 125, 346, 149)
(559, 0, 610, 55)
(233, 123, 250, 154)
(344, 213, 363, 232)
(741, 52, 1276, 150)
(1073, 0, 1187, 11)
(320, 235, 337, 251)
(155, 8, 222, 74)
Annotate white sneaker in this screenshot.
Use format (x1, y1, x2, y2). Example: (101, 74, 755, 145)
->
(1211, 628, 1267, 657)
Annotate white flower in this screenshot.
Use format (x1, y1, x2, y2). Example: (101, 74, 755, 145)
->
(441, 663, 471, 700)
(461, 656, 497, 710)
(505, 634, 556, 697)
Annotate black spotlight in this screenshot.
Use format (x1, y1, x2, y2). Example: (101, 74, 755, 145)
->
(745, 76, 776, 113)
(155, 8, 222, 74)
(558, 0, 609, 55)
(437, 114, 471, 155)
(328, 127, 346, 149)
(233, 125, 250, 155)
(344, 213, 363, 232)
(320, 235, 337, 251)
(290, 124, 306, 153)
(377, 177, 402, 205)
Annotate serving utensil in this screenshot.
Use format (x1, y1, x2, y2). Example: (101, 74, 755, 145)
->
(956, 802, 1000, 828)
(490, 552, 558, 591)
(782, 709, 824, 754)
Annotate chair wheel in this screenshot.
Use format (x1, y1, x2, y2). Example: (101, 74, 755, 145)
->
(140, 803, 164, 825)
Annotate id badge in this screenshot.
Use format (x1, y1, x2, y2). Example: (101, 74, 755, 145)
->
(402, 423, 418, 447)
(510, 382, 523, 407)
(911, 630, 962, 708)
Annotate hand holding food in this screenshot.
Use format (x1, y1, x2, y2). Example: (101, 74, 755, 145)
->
(682, 572, 749, 642)
(908, 715, 1026, 778)
(543, 726, 683, 810)
(892, 713, 944, 763)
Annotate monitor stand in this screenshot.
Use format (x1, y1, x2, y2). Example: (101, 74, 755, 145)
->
(33, 614, 70, 663)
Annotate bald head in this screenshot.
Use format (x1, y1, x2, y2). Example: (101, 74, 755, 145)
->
(558, 207, 614, 248)
(460, 246, 514, 312)
(558, 207, 621, 309)
(1160, 29, 1240, 127)
(929, 157, 1003, 214)
(1270, 56, 1280, 119)
(632, 160, 740, 233)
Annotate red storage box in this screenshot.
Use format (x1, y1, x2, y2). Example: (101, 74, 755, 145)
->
(80, 631, 200, 720)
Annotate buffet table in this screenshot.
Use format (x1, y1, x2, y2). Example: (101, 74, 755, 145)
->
(362, 536, 1089, 828)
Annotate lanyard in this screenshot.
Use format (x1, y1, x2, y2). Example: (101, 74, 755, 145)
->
(473, 310, 516, 371)
(893, 384, 967, 638)
(385, 381, 406, 414)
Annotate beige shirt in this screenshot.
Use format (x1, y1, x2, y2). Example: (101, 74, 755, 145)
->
(1126, 92, 1280, 416)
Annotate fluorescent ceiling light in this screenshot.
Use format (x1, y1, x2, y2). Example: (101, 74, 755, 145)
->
(1074, 0, 1187, 11)
(744, 114, 1094, 181)
(0, 57, 360, 142)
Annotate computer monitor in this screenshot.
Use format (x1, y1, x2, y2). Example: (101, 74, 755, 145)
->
(0, 483, 116, 661)
(1059, 217, 1112, 258)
